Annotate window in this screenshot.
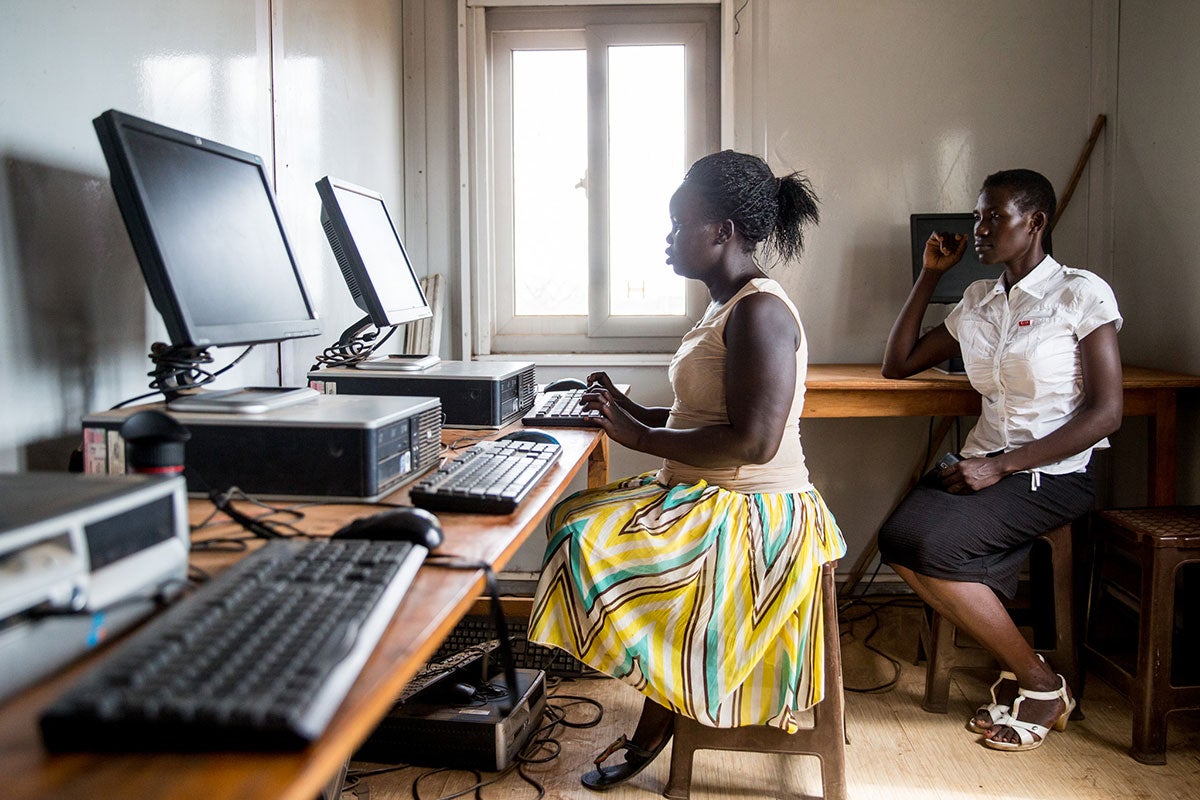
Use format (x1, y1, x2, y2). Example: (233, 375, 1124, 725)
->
(464, 3, 720, 355)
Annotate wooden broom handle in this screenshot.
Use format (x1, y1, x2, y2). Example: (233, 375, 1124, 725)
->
(1050, 114, 1107, 233)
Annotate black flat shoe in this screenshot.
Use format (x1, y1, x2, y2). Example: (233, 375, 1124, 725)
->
(581, 733, 672, 792)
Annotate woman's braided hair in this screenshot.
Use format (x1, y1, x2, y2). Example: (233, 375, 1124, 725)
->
(682, 150, 819, 264)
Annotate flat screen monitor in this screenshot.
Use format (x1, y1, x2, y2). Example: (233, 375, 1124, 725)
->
(909, 213, 1052, 304)
(315, 176, 431, 329)
(93, 109, 322, 348)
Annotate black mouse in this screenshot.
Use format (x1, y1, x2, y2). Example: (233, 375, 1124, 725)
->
(448, 682, 478, 702)
(330, 507, 443, 550)
(501, 429, 560, 446)
(544, 378, 587, 392)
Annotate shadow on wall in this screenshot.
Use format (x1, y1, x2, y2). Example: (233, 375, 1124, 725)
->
(4, 154, 147, 467)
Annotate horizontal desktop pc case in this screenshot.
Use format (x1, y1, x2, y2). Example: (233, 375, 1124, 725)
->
(81, 394, 442, 502)
(309, 360, 537, 429)
(355, 661, 547, 772)
(0, 472, 189, 702)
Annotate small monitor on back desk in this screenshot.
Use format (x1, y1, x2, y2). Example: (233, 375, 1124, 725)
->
(909, 212, 1054, 304)
(910, 213, 999, 305)
(909, 213, 1053, 374)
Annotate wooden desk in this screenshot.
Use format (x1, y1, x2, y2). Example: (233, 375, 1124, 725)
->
(803, 363, 1200, 506)
(1, 424, 607, 800)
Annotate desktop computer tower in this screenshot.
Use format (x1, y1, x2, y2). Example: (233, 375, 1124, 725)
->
(81, 395, 443, 502)
(356, 665, 547, 771)
(308, 360, 537, 429)
(0, 472, 189, 702)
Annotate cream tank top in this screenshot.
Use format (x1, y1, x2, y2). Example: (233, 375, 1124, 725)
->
(655, 277, 812, 494)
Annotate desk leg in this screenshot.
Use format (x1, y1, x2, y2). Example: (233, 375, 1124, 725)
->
(587, 436, 610, 489)
(1147, 391, 1176, 507)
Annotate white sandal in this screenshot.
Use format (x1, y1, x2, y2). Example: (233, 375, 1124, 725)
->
(968, 654, 1043, 734)
(983, 674, 1075, 752)
(967, 670, 1016, 733)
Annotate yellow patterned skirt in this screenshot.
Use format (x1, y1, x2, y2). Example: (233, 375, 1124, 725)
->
(528, 473, 845, 732)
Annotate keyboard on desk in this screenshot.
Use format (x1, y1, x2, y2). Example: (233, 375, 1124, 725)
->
(39, 537, 426, 752)
(521, 388, 601, 427)
(409, 438, 562, 514)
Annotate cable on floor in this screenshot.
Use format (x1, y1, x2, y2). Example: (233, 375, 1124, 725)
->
(339, 678, 604, 800)
(837, 560, 923, 694)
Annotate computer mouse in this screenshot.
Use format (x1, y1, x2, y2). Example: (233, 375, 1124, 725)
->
(543, 378, 587, 392)
(448, 682, 479, 702)
(330, 507, 443, 550)
(500, 429, 560, 446)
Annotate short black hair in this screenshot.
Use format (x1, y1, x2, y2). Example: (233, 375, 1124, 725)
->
(980, 169, 1056, 221)
(683, 150, 819, 263)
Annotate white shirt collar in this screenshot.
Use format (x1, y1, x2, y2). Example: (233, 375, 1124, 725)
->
(983, 254, 1061, 303)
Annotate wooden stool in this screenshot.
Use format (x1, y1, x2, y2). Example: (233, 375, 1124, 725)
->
(663, 561, 846, 800)
(919, 522, 1083, 717)
(1086, 506, 1200, 764)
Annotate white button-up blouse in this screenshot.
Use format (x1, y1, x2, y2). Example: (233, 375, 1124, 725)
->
(944, 255, 1122, 476)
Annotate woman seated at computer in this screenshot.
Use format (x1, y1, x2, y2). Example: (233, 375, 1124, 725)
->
(878, 168, 1123, 751)
(527, 150, 845, 790)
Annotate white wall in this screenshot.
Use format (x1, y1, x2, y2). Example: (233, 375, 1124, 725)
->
(273, 0, 409, 383)
(1109, 0, 1200, 503)
(0, 0, 410, 470)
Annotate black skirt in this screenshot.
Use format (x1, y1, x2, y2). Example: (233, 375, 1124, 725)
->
(877, 467, 1094, 598)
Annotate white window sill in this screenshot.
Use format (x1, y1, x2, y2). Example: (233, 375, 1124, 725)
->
(475, 353, 673, 368)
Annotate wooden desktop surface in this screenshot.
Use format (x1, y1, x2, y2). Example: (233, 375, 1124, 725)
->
(0, 424, 607, 800)
(803, 363, 1200, 506)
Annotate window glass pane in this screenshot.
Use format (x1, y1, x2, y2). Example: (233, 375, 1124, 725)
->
(608, 45, 686, 316)
(512, 49, 588, 316)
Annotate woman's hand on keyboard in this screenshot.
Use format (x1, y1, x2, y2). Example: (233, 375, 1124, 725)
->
(580, 382, 648, 451)
(584, 371, 670, 429)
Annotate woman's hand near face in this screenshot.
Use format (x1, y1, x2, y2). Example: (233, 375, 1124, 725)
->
(882, 233, 968, 379)
(923, 231, 969, 274)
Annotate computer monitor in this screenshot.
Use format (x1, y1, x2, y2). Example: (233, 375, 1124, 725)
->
(909, 212, 1053, 304)
(315, 176, 436, 370)
(93, 110, 322, 411)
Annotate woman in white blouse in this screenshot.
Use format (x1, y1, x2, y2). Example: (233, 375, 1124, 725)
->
(878, 168, 1123, 752)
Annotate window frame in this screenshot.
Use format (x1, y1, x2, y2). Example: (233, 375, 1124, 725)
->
(463, 2, 722, 356)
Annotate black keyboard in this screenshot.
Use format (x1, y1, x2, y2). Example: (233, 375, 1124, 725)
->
(521, 388, 601, 427)
(409, 439, 562, 514)
(433, 614, 592, 677)
(40, 538, 426, 752)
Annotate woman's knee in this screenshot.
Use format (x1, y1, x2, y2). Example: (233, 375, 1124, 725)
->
(879, 520, 958, 570)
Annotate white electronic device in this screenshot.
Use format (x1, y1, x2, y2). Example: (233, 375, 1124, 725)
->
(0, 472, 189, 701)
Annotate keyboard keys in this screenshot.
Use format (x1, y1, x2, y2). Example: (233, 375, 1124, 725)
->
(409, 439, 562, 514)
(39, 538, 426, 751)
(521, 389, 601, 427)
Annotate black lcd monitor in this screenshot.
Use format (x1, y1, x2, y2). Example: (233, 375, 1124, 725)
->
(315, 176, 436, 370)
(93, 110, 322, 411)
(909, 213, 1052, 304)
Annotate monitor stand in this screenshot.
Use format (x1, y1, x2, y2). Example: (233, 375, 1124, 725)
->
(355, 353, 440, 372)
(150, 343, 319, 414)
(167, 386, 319, 414)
